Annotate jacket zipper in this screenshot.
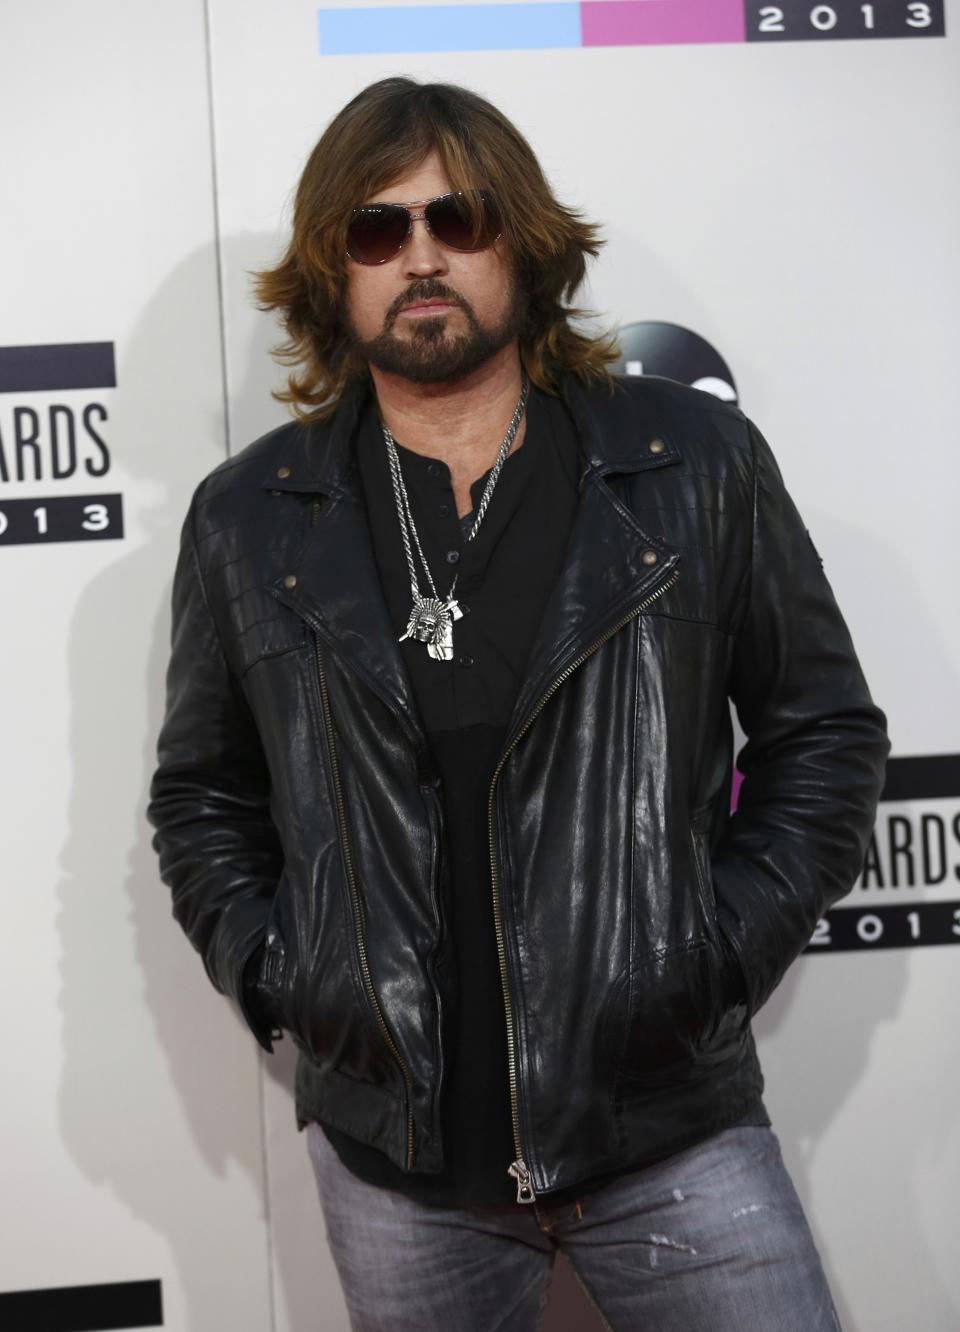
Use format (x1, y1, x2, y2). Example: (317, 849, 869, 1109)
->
(423, 784, 446, 974)
(488, 566, 680, 1203)
(314, 633, 416, 1171)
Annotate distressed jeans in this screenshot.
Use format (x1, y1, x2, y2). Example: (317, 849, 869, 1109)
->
(305, 1121, 843, 1331)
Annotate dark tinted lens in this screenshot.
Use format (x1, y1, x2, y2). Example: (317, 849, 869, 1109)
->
(426, 192, 501, 252)
(347, 203, 410, 264)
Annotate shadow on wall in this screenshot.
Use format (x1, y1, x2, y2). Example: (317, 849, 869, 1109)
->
(52, 242, 284, 1329)
(53, 236, 956, 1331)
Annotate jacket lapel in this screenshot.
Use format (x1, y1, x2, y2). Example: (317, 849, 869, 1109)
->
(503, 376, 683, 744)
(264, 382, 424, 746)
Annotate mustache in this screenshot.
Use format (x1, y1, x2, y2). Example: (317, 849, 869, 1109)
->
(385, 280, 468, 327)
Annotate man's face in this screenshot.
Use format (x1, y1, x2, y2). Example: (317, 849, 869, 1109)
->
(342, 149, 525, 384)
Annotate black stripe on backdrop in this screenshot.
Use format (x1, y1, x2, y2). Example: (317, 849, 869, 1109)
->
(0, 1279, 162, 1331)
(881, 754, 960, 802)
(0, 343, 116, 393)
(807, 903, 960, 952)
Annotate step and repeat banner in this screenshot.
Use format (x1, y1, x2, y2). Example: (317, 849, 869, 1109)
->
(1, 2, 957, 1329)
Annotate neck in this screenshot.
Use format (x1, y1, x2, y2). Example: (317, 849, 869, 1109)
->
(369, 343, 527, 472)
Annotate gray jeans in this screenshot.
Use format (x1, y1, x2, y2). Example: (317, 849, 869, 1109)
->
(306, 1121, 843, 1332)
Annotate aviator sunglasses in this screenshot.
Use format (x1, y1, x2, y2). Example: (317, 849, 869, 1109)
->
(346, 189, 502, 265)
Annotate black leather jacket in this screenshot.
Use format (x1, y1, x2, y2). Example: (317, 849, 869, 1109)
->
(147, 372, 888, 1202)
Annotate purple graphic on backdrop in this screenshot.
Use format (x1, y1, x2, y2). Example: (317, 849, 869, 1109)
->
(582, 0, 743, 46)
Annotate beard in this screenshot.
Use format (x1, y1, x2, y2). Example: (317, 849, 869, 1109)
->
(342, 275, 528, 384)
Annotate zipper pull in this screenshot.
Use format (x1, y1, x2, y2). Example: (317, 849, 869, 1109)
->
(508, 1158, 536, 1204)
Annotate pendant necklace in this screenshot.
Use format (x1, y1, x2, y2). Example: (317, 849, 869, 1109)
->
(381, 370, 529, 661)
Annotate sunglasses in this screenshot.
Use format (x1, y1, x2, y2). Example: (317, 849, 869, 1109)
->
(346, 189, 502, 266)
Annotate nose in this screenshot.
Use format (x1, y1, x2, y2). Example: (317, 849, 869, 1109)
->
(402, 212, 449, 278)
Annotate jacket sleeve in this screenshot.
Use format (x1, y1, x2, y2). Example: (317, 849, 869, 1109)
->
(146, 490, 285, 1053)
(712, 418, 890, 1020)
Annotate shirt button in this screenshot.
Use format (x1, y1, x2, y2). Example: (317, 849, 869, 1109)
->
(438, 504, 451, 517)
(427, 462, 442, 476)
(445, 549, 460, 564)
(458, 654, 474, 668)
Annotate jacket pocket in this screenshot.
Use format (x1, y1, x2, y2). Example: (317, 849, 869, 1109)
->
(604, 808, 745, 1081)
(604, 938, 717, 1083)
(689, 811, 750, 1034)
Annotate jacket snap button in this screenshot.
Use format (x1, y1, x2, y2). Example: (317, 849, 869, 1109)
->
(270, 488, 281, 496)
(282, 574, 297, 588)
(641, 549, 658, 567)
(277, 466, 291, 479)
(648, 438, 666, 455)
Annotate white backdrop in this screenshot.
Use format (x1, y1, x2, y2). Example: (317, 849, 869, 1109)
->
(1, 2, 958, 1329)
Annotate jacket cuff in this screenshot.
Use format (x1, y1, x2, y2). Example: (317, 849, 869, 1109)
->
(235, 930, 284, 1054)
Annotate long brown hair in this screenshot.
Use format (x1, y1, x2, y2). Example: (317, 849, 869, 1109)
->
(250, 77, 619, 421)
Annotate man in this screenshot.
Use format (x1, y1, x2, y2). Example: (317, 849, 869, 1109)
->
(147, 77, 888, 1330)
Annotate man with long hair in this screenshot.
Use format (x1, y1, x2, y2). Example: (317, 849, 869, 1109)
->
(148, 78, 887, 1329)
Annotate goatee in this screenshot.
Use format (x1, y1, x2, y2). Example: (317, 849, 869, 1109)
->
(343, 277, 528, 384)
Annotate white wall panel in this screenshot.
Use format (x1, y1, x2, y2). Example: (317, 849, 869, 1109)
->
(1, 2, 272, 1327)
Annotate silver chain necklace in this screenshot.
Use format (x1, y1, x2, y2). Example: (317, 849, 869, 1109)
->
(381, 371, 529, 661)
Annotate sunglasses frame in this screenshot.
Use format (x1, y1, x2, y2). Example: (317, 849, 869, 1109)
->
(345, 189, 502, 266)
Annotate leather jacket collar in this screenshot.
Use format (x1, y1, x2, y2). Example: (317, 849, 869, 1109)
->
(261, 373, 683, 756)
(258, 372, 683, 498)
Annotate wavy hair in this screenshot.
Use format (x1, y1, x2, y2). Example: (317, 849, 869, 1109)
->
(250, 77, 619, 421)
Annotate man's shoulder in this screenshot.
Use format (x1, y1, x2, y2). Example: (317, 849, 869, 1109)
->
(186, 410, 346, 546)
(553, 372, 756, 492)
(193, 418, 311, 502)
(190, 381, 369, 527)
(599, 372, 750, 455)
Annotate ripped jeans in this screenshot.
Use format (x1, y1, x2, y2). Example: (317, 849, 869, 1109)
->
(306, 1122, 844, 1331)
